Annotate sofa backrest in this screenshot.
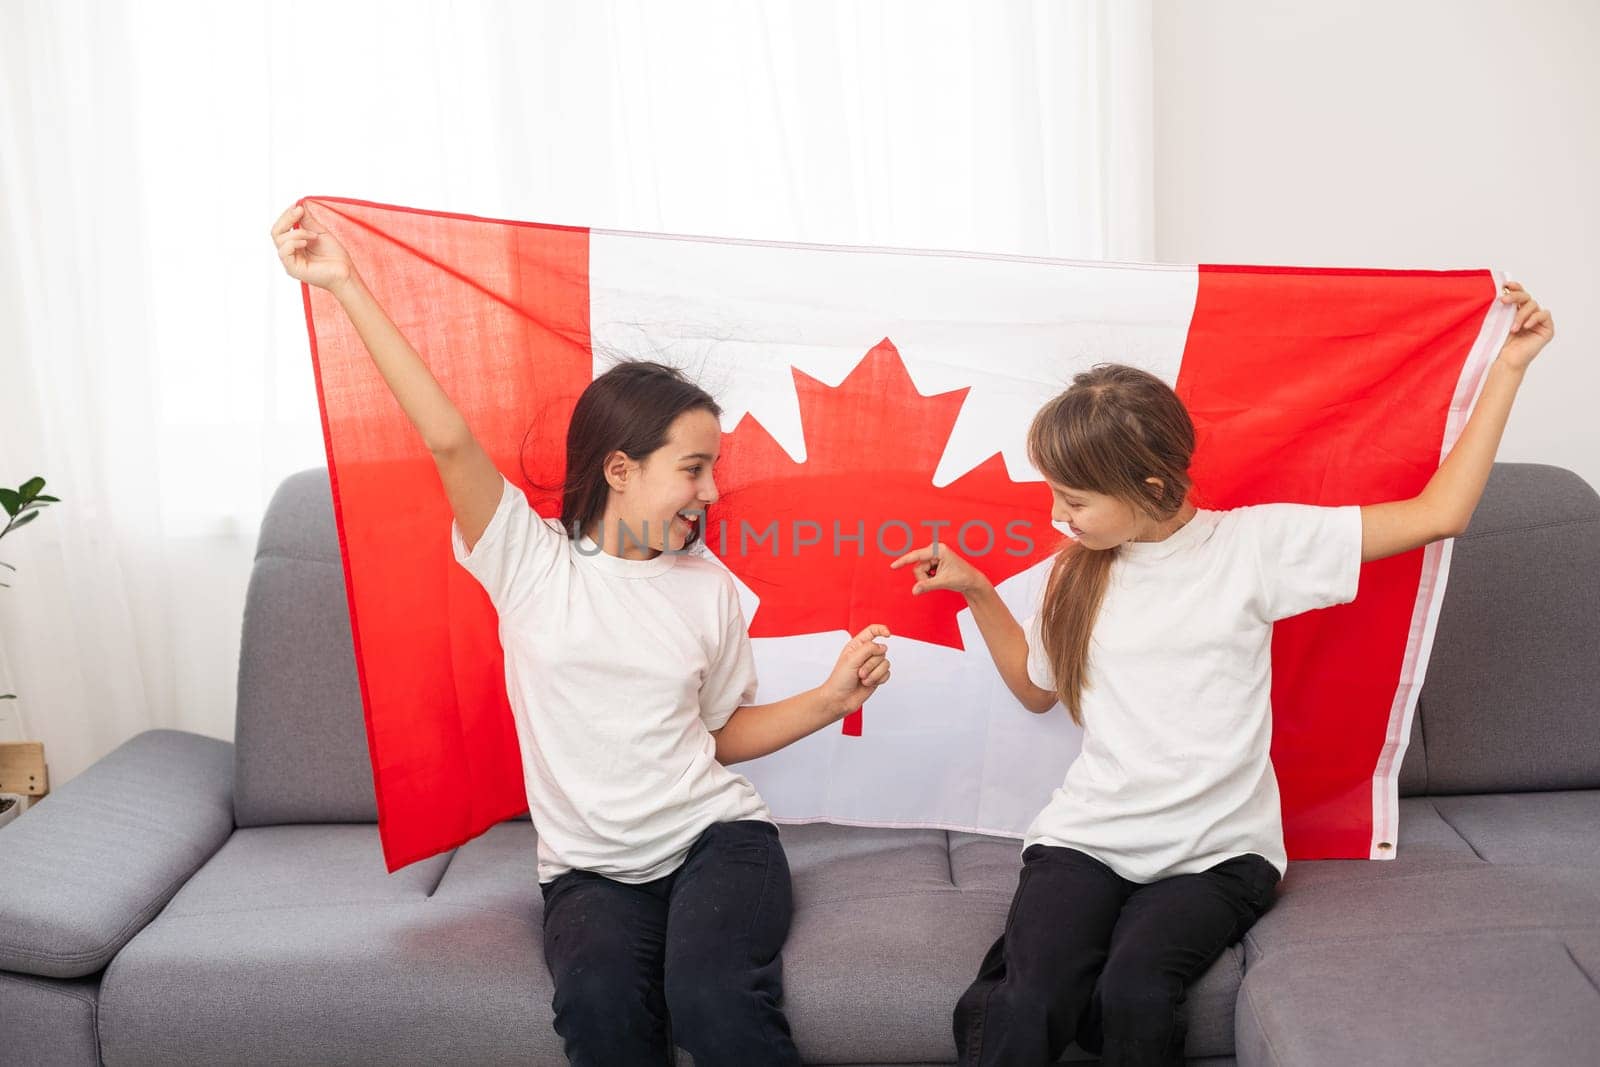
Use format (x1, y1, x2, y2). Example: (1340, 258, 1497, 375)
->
(233, 470, 377, 825)
(233, 463, 1599, 825)
(1406, 463, 1600, 795)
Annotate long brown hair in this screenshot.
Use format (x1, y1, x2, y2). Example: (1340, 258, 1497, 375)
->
(524, 360, 722, 548)
(1026, 365, 1195, 724)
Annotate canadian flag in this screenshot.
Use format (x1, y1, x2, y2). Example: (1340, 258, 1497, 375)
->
(299, 198, 1510, 872)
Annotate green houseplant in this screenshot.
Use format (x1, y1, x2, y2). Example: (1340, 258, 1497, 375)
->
(1, 475, 60, 586)
(0, 477, 58, 818)
(1, 476, 61, 701)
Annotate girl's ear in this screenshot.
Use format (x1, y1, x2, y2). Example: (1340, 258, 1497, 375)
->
(603, 450, 634, 493)
(1143, 476, 1166, 498)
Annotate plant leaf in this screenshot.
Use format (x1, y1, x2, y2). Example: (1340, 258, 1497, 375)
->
(0, 489, 18, 517)
(33, 495, 60, 503)
(8, 511, 39, 532)
(19, 477, 45, 500)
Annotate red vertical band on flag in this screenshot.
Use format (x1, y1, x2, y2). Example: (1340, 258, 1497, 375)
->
(302, 198, 592, 870)
(1176, 265, 1496, 859)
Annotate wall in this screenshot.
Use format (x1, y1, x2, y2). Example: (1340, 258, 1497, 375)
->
(1154, 0, 1599, 489)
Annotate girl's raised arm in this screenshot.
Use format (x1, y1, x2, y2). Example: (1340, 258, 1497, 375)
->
(1360, 282, 1554, 563)
(272, 203, 503, 549)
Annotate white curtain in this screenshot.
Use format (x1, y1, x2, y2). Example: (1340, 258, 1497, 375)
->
(0, 0, 1153, 785)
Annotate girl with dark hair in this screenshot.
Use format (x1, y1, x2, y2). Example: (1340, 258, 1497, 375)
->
(892, 286, 1553, 1066)
(273, 202, 892, 1067)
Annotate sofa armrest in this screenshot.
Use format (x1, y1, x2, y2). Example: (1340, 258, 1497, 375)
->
(0, 729, 234, 978)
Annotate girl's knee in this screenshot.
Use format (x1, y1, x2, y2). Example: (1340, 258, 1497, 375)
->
(665, 975, 735, 1030)
(1096, 960, 1182, 1027)
(664, 956, 778, 1022)
(664, 966, 796, 1064)
(552, 963, 651, 1028)
(973, 972, 1082, 1030)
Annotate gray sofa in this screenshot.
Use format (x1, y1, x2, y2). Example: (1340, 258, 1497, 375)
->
(3, 462, 1597, 1066)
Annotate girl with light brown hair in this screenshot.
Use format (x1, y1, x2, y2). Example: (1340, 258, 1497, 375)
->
(891, 283, 1553, 1066)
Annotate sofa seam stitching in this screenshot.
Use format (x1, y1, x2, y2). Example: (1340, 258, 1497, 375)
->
(253, 552, 344, 568)
(1292, 864, 1509, 888)
(1563, 944, 1600, 998)
(1427, 799, 1487, 861)
(1416, 694, 1430, 795)
(0, 969, 100, 1008)
(424, 849, 456, 898)
(1456, 515, 1599, 541)
(151, 897, 540, 922)
(797, 886, 986, 909)
(1243, 928, 1263, 964)
(1259, 922, 1600, 953)
(119, 884, 1009, 923)
(1239, 977, 1284, 1067)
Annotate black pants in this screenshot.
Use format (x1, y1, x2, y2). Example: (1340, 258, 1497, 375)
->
(539, 819, 800, 1067)
(954, 845, 1280, 1067)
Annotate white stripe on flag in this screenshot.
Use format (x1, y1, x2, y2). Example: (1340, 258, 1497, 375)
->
(1366, 276, 1514, 859)
(590, 231, 1200, 835)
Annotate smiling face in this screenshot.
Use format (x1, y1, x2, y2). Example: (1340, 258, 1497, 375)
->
(1045, 480, 1152, 551)
(601, 407, 722, 557)
(1027, 367, 1199, 555)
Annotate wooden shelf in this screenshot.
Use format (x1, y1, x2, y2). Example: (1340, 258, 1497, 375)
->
(0, 741, 48, 797)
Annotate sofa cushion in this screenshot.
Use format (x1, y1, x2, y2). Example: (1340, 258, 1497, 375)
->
(1416, 463, 1600, 794)
(1246, 796, 1600, 962)
(1265, 797, 1483, 898)
(1235, 931, 1600, 1067)
(100, 889, 552, 1067)
(1237, 792, 1600, 1066)
(0, 729, 234, 977)
(98, 821, 1247, 1064)
(140, 823, 452, 908)
(1430, 791, 1600, 867)
(98, 823, 556, 1067)
(1248, 862, 1600, 965)
(783, 824, 1244, 1063)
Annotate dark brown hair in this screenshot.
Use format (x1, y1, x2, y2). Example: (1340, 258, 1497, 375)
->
(1026, 364, 1195, 723)
(526, 360, 721, 548)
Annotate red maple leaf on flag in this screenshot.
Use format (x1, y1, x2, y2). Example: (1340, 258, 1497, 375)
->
(710, 340, 1060, 734)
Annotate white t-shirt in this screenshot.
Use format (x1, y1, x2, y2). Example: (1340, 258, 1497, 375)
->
(452, 477, 772, 884)
(1023, 503, 1363, 883)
